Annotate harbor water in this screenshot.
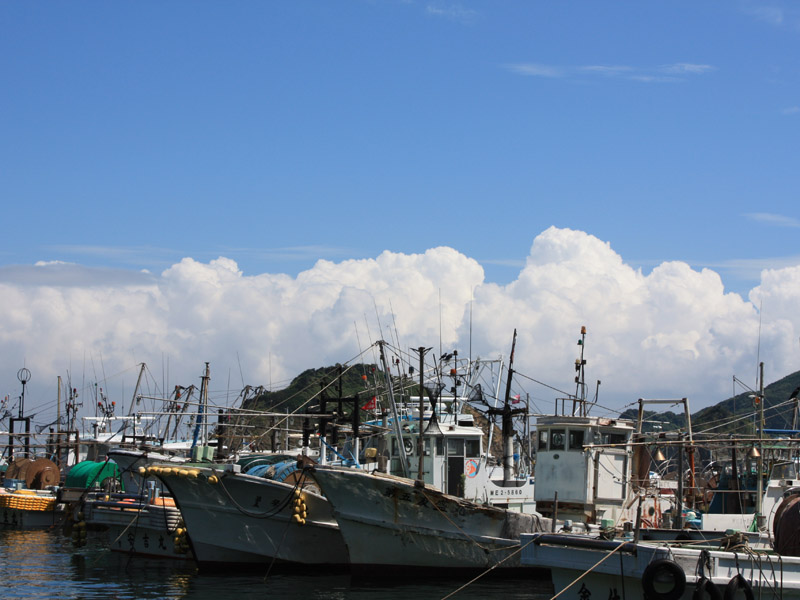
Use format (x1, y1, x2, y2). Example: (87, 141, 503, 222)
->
(0, 528, 553, 599)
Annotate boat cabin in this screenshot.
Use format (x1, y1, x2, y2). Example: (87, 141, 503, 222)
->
(534, 414, 635, 525)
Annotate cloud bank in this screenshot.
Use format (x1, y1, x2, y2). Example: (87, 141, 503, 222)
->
(2, 227, 798, 423)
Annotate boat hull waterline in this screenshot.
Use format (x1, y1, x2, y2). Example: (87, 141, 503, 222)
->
(312, 466, 546, 573)
(155, 465, 348, 568)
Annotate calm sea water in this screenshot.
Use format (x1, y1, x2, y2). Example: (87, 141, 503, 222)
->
(0, 528, 553, 599)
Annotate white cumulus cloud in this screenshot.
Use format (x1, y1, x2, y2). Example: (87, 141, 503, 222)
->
(1, 228, 797, 426)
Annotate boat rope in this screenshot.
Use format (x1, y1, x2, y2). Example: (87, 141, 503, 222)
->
(741, 546, 784, 600)
(263, 469, 319, 580)
(262, 500, 300, 581)
(543, 538, 632, 600)
(109, 506, 145, 549)
(213, 466, 305, 519)
(440, 535, 539, 600)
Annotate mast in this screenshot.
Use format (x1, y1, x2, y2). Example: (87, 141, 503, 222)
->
(202, 362, 211, 447)
(57, 376, 62, 434)
(191, 362, 211, 459)
(756, 361, 765, 522)
(378, 341, 409, 478)
(502, 330, 517, 483)
(573, 326, 587, 416)
(488, 330, 525, 483)
(413, 346, 431, 480)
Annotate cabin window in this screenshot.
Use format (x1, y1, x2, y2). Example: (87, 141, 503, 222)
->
(550, 429, 565, 451)
(771, 462, 798, 480)
(538, 430, 548, 451)
(568, 430, 584, 450)
(436, 438, 444, 455)
(602, 432, 627, 445)
(465, 439, 480, 457)
(448, 438, 464, 456)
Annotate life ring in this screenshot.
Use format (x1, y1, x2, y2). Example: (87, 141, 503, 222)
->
(693, 576, 722, 600)
(642, 559, 686, 600)
(723, 574, 754, 600)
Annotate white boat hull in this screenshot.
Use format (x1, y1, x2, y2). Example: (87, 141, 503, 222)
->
(156, 466, 348, 567)
(312, 466, 546, 573)
(521, 533, 800, 600)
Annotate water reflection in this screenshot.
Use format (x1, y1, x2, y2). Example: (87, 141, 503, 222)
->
(0, 529, 552, 599)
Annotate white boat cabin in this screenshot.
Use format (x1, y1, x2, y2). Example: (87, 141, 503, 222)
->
(362, 395, 535, 512)
(534, 414, 635, 525)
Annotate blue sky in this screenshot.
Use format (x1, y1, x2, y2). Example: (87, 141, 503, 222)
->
(2, 1, 798, 291)
(1, 2, 799, 424)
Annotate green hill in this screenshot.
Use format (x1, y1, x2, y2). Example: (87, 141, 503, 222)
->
(620, 370, 800, 436)
(243, 364, 386, 414)
(239, 361, 800, 442)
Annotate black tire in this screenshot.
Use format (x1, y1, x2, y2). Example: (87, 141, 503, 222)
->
(693, 577, 722, 600)
(642, 559, 686, 600)
(723, 575, 754, 600)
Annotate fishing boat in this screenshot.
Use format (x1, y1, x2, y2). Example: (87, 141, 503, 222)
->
(1, 457, 61, 528)
(71, 447, 191, 559)
(520, 531, 800, 600)
(66, 363, 218, 559)
(148, 455, 347, 567)
(521, 444, 800, 597)
(1, 369, 65, 528)
(145, 361, 357, 568)
(310, 334, 546, 574)
(518, 351, 800, 599)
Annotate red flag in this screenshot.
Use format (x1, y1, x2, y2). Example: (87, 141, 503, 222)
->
(361, 396, 377, 410)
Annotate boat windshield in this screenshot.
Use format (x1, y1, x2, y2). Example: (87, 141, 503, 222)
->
(770, 461, 800, 480)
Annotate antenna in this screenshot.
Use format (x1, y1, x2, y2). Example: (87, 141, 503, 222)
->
(438, 288, 442, 358)
(469, 288, 473, 365)
(236, 351, 245, 388)
(372, 296, 385, 345)
(353, 321, 369, 382)
(756, 298, 763, 389)
(389, 299, 403, 367)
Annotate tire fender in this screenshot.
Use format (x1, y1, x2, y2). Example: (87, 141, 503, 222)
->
(723, 574, 754, 600)
(642, 559, 686, 600)
(693, 576, 722, 600)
